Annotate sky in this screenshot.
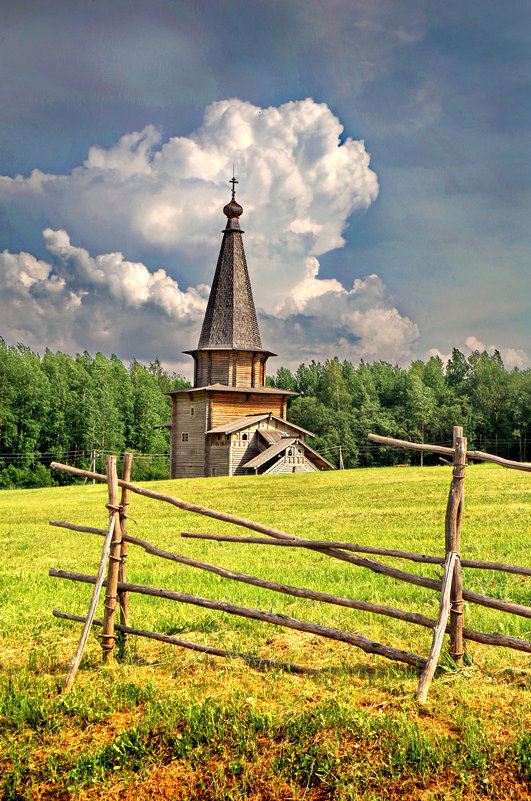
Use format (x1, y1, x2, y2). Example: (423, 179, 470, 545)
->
(0, 0, 530, 377)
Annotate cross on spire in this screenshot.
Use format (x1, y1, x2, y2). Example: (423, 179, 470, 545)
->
(229, 172, 238, 200)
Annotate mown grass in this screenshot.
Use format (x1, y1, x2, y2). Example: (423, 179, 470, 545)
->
(1, 464, 530, 799)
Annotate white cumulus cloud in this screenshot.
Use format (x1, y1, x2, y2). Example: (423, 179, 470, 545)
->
(0, 98, 379, 307)
(264, 273, 419, 367)
(0, 232, 208, 371)
(426, 340, 529, 372)
(0, 98, 422, 370)
(463, 336, 528, 371)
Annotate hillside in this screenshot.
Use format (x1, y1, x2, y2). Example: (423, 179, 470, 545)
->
(1, 465, 530, 799)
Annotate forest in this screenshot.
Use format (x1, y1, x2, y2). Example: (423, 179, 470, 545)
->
(0, 340, 188, 487)
(266, 351, 530, 469)
(0, 338, 529, 487)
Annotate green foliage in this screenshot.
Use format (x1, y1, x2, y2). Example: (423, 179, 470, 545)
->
(511, 729, 531, 780)
(1, 337, 529, 484)
(270, 351, 531, 468)
(0, 340, 190, 488)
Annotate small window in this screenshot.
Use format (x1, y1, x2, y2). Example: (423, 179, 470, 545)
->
(190, 406, 195, 416)
(242, 433, 248, 441)
(181, 432, 189, 442)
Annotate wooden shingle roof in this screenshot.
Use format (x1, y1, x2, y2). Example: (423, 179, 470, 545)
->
(205, 413, 313, 437)
(198, 191, 262, 351)
(207, 414, 272, 435)
(243, 438, 298, 470)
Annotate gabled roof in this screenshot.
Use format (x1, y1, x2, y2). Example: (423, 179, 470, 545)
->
(206, 413, 313, 436)
(207, 414, 271, 435)
(257, 429, 284, 445)
(299, 441, 336, 470)
(197, 191, 262, 351)
(243, 438, 297, 469)
(243, 437, 336, 471)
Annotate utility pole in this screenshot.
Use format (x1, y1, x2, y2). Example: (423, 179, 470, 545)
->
(339, 445, 344, 470)
(84, 449, 99, 484)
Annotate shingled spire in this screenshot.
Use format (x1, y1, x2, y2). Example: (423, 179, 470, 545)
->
(198, 179, 262, 350)
(186, 178, 275, 390)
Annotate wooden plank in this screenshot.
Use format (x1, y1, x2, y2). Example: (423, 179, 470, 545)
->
(210, 394, 283, 428)
(49, 569, 427, 669)
(416, 552, 457, 703)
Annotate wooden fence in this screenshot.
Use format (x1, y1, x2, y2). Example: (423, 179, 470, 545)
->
(49, 426, 531, 702)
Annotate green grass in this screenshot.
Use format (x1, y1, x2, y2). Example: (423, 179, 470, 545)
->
(1, 464, 530, 799)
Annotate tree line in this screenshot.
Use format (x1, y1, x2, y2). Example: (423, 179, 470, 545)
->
(0, 340, 529, 487)
(0, 340, 189, 488)
(271, 350, 530, 469)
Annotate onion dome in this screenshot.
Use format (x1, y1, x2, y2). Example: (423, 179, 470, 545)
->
(223, 197, 243, 218)
(223, 176, 243, 217)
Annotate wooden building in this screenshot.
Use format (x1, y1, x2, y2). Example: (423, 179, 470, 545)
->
(166, 180, 334, 478)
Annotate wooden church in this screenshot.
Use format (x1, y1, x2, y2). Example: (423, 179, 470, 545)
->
(166, 180, 334, 478)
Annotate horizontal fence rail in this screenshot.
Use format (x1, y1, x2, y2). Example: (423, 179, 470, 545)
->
(53, 610, 317, 675)
(48, 464, 531, 619)
(50, 520, 531, 655)
(180, 532, 531, 577)
(49, 431, 530, 700)
(367, 434, 531, 473)
(49, 568, 427, 669)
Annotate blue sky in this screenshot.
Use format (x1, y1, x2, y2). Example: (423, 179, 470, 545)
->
(0, 0, 529, 375)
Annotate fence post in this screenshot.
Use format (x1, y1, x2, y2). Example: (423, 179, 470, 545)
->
(445, 426, 467, 665)
(101, 455, 123, 663)
(118, 453, 133, 641)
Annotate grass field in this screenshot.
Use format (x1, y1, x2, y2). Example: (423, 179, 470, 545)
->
(1, 464, 530, 800)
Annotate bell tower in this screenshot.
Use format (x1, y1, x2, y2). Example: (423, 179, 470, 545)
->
(185, 178, 275, 389)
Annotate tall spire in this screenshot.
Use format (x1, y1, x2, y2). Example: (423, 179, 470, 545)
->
(198, 179, 262, 350)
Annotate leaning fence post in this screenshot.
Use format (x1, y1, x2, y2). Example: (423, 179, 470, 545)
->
(445, 426, 467, 665)
(118, 453, 133, 642)
(101, 456, 123, 663)
(416, 551, 457, 703)
(61, 516, 116, 693)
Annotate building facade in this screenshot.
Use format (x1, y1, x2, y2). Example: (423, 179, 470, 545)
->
(166, 181, 334, 478)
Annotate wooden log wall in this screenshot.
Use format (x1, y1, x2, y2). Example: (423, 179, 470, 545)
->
(230, 435, 261, 475)
(171, 392, 208, 478)
(193, 350, 269, 389)
(209, 393, 284, 429)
